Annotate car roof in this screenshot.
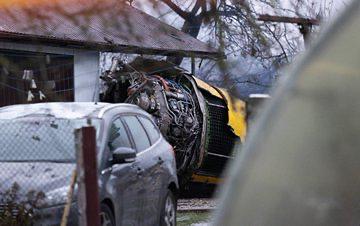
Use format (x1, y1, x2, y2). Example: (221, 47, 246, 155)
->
(0, 102, 143, 120)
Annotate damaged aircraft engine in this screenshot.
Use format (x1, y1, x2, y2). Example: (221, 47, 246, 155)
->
(101, 58, 246, 187)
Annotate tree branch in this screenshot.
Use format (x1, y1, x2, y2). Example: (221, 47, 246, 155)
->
(190, 0, 202, 15)
(160, 0, 190, 20)
(258, 14, 320, 26)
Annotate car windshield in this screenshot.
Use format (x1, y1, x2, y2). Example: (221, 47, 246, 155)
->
(0, 117, 101, 163)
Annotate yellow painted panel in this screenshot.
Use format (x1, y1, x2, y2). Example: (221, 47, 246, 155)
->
(193, 77, 247, 141)
(218, 89, 247, 141)
(191, 173, 222, 184)
(193, 77, 224, 99)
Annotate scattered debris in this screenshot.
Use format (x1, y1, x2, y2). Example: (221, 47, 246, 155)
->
(101, 58, 244, 187)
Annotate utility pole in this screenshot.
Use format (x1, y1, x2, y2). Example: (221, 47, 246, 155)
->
(258, 14, 320, 46)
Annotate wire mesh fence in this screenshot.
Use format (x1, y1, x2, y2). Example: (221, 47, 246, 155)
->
(0, 118, 98, 226)
(0, 51, 74, 107)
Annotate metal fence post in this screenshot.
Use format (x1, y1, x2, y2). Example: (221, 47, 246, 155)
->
(75, 127, 100, 226)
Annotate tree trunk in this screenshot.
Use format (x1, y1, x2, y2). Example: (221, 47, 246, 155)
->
(167, 16, 203, 66)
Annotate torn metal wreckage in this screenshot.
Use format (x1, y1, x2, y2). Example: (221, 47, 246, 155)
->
(100, 58, 247, 187)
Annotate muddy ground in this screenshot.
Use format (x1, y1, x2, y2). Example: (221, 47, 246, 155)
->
(177, 211, 211, 226)
(177, 198, 216, 225)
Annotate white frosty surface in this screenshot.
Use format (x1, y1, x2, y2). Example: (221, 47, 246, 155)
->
(178, 198, 217, 211)
(0, 102, 109, 120)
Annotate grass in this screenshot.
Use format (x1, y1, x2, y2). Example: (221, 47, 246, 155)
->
(177, 211, 211, 226)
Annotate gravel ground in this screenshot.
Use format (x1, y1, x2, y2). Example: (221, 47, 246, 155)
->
(177, 198, 217, 211)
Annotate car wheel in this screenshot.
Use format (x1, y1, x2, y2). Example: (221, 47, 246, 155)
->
(160, 190, 177, 226)
(100, 203, 115, 226)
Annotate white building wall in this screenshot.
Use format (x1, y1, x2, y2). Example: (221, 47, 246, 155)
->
(0, 41, 100, 102)
(74, 51, 99, 102)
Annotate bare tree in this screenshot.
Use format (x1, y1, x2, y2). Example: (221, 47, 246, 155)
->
(145, 0, 334, 67)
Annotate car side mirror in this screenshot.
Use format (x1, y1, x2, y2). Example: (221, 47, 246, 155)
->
(112, 147, 136, 164)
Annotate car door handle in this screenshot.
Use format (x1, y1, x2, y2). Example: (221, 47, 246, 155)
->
(158, 157, 164, 165)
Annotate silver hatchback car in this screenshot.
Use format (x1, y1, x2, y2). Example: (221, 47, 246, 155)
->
(0, 102, 178, 226)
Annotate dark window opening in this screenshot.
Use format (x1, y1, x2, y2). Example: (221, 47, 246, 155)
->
(0, 49, 74, 107)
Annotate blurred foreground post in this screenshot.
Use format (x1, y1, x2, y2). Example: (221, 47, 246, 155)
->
(76, 127, 100, 226)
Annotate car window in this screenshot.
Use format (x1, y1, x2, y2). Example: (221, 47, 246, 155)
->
(123, 115, 151, 152)
(108, 118, 132, 151)
(138, 116, 160, 144)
